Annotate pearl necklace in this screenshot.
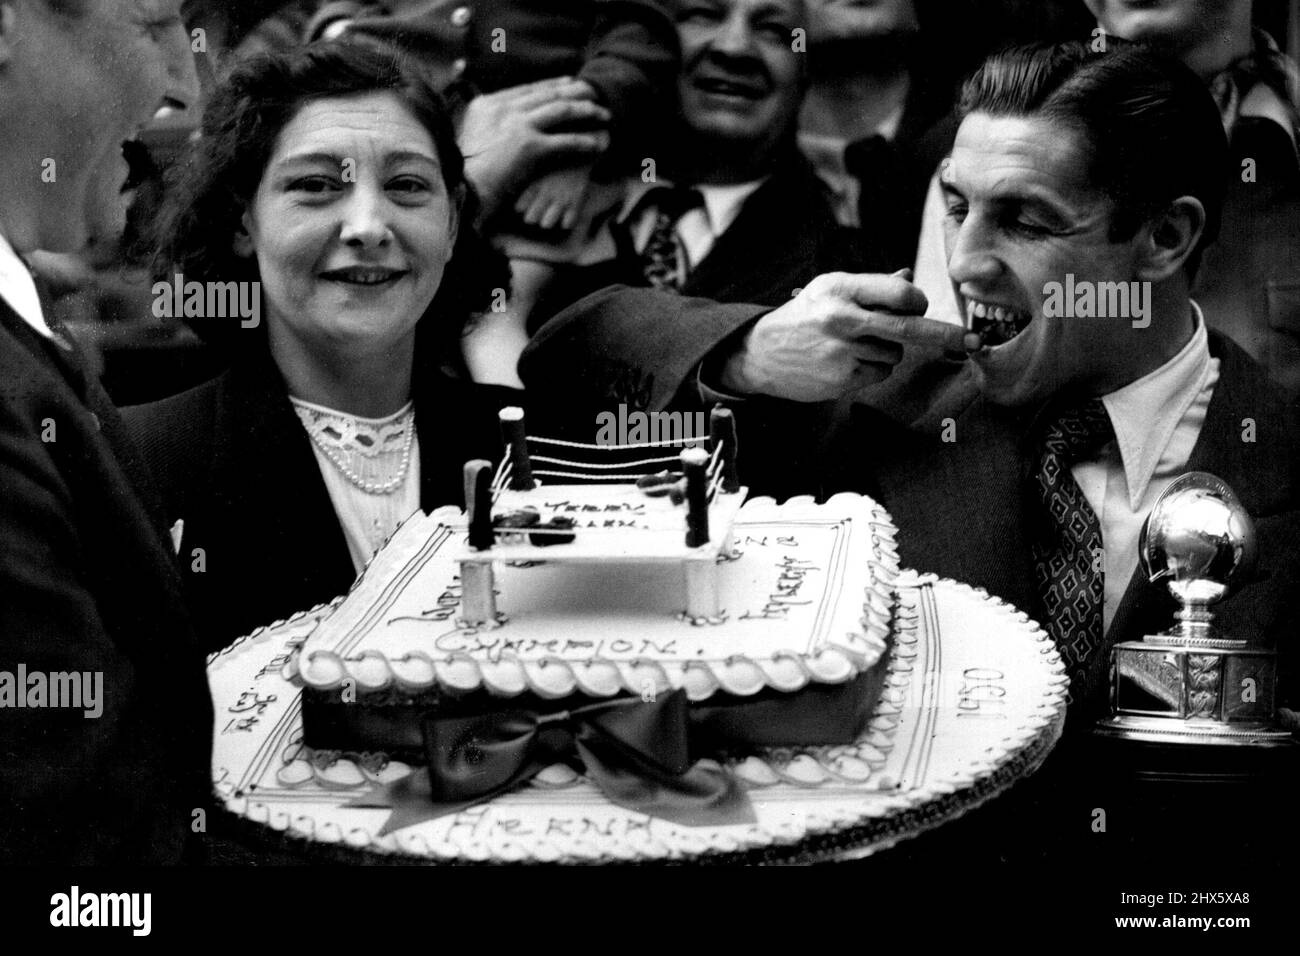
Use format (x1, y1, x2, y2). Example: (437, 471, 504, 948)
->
(293, 400, 417, 496)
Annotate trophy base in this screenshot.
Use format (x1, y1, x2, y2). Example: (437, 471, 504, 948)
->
(1094, 714, 1297, 748)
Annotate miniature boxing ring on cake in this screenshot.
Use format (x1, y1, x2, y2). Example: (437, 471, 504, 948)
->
(453, 406, 748, 626)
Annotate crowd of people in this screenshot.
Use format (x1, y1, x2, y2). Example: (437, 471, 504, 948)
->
(1, 0, 1298, 866)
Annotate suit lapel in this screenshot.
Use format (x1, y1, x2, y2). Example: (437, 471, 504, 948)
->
(214, 348, 356, 600)
(1, 284, 87, 399)
(683, 172, 819, 304)
(413, 368, 506, 511)
(1, 289, 177, 544)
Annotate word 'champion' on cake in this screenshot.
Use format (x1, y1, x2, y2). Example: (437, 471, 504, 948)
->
(595, 404, 707, 446)
(50, 887, 151, 936)
(0, 665, 102, 718)
(151, 272, 260, 328)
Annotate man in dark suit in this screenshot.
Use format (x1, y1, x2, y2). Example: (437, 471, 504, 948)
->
(523, 40, 1299, 722)
(0, 0, 213, 865)
(528, 0, 866, 325)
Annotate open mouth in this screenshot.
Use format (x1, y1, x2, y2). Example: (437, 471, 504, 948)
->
(693, 73, 767, 100)
(320, 266, 408, 287)
(120, 140, 155, 193)
(965, 297, 1033, 348)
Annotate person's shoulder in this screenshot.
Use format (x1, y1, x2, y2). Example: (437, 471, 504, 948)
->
(120, 372, 227, 500)
(761, 155, 840, 218)
(121, 372, 225, 440)
(0, 312, 88, 440)
(1202, 329, 1300, 510)
(1210, 329, 1300, 432)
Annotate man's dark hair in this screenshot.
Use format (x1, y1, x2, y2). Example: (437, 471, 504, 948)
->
(958, 39, 1228, 277)
(150, 40, 507, 355)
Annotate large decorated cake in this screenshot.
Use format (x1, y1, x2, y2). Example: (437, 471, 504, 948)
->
(208, 408, 1068, 859)
(285, 407, 898, 827)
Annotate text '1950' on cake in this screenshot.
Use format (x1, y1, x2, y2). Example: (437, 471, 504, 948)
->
(290, 407, 898, 759)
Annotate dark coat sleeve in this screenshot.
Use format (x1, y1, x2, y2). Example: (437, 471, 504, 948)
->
(520, 284, 769, 416)
(0, 330, 212, 865)
(579, 0, 679, 161)
(519, 285, 846, 501)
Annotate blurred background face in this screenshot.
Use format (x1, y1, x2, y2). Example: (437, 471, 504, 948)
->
(6, 0, 197, 251)
(240, 92, 456, 357)
(1082, 0, 1251, 55)
(805, 0, 918, 42)
(941, 113, 1151, 406)
(675, 0, 806, 159)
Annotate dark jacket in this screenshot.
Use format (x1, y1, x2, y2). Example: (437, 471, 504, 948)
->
(842, 76, 959, 271)
(0, 295, 213, 865)
(1194, 115, 1300, 402)
(123, 338, 509, 653)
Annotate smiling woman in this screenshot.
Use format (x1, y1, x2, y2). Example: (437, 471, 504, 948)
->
(125, 42, 513, 652)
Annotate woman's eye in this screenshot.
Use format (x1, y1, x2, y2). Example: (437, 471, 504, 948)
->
(288, 176, 340, 194)
(944, 203, 968, 223)
(387, 177, 431, 195)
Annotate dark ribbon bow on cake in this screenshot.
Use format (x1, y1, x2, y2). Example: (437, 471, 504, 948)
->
(348, 690, 755, 834)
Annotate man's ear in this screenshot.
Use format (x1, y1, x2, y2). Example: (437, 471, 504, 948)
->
(232, 211, 254, 257)
(1137, 196, 1205, 283)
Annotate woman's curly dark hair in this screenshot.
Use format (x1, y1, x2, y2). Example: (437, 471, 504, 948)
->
(149, 40, 509, 359)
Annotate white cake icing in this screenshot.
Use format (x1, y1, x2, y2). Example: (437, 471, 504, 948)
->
(292, 492, 898, 704)
(209, 572, 1069, 863)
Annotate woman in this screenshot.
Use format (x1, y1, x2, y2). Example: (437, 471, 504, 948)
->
(127, 42, 512, 652)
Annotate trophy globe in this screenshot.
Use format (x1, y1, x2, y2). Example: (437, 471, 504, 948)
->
(1097, 473, 1293, 746)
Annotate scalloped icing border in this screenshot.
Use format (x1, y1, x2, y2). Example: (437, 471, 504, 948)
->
(289, 492, 901, 702)
(213, 574, 1070, 864)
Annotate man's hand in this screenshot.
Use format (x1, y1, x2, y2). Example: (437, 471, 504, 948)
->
(719, 271, 968, 401)
(458, 77, 611, 221)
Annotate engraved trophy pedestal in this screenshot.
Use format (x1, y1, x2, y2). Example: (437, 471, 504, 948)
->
(1094, 473, 1297, 748)
(1097, 638, 1293, 746)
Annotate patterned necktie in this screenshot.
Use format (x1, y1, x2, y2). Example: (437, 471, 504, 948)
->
(1030, 398, 1115, 708)
(637, 187, 703, 292)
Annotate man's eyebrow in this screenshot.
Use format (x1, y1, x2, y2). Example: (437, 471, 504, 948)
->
(949, 180, 1075, 225)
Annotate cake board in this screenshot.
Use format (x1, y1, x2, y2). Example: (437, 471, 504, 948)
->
(208, 570, 1069, 864)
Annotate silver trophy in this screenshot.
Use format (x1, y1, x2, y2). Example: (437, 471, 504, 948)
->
(1095, 472, 1293, 746)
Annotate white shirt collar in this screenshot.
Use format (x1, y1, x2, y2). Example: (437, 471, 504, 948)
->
(1240, 81, 1299, 153)
(0, 231, 52, 339)
(1101, 301, 1213, 510)
(618, 178, 766, 237)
